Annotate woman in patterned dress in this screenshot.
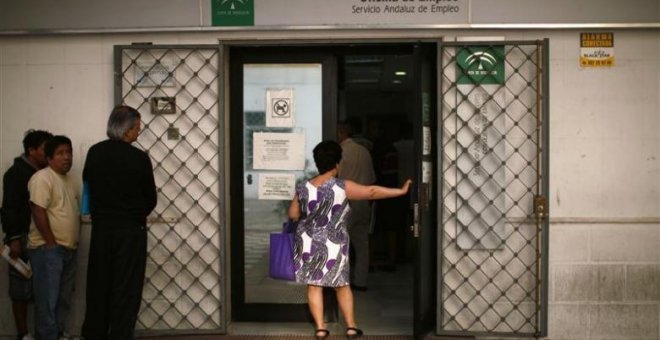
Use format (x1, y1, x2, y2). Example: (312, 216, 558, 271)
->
(288, 141, 411, 339)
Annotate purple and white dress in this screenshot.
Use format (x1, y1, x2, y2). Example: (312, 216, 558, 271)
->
(293, 177, 351, 287)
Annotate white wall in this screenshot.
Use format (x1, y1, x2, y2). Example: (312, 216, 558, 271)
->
(0, 29, 658, 338)
(543, 29, 660, 340)
(548, 30, 659, 218)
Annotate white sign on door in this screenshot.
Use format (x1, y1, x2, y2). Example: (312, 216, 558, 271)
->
(253, 132, 306, 170)
(266, 88, 294, 127)
(258, 173, 296, 200)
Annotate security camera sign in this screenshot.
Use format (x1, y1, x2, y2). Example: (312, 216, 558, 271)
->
(266, 88, 294, 127)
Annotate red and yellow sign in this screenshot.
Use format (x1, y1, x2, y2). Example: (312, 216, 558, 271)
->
(580, 32, 615, 67)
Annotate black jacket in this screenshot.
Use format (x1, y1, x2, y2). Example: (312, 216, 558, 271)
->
(1, 156, 38, 243)
(83, 140, 157, 227)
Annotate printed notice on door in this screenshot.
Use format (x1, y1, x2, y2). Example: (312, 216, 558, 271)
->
(258, 173, 296, 200)
(253, 132, 305, 170)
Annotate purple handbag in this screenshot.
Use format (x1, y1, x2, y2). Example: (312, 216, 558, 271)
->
(268, 221, 296, 281)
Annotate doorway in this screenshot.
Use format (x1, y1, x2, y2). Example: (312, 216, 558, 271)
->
(112, 39, 549, 337)
(339, 50, 418, 335)
(228, 43, 436, 336)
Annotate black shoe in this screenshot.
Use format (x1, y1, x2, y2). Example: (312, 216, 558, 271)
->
(346, 327, 364, 338)
(351, 284, 368, 292)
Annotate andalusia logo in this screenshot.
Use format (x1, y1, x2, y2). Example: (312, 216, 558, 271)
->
(212, 0, 254, 26)
(456, 46, 505, 85)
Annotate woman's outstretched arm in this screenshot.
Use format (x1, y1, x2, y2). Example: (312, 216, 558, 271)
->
(345, 179, 412, 201)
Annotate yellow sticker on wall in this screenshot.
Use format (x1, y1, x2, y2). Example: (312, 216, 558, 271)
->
(580, 32, 615, 67)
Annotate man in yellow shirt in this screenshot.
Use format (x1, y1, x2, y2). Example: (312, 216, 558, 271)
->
(28, 135, 79, 340)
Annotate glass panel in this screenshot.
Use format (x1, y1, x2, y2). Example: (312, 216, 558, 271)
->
(243, 64, 323, 303)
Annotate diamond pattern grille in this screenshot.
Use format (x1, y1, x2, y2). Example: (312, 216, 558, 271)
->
(115, 46, 223, 332)
(438, 42, 548, 336)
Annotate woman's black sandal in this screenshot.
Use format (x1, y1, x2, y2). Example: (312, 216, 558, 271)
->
(346, 327, 364, 338)
(315, 329, 330, 340)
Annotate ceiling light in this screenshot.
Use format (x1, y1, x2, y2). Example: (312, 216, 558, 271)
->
(395, 71, 407, 76)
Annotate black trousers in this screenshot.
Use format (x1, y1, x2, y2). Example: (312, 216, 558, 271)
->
(81, 223, 147, 340)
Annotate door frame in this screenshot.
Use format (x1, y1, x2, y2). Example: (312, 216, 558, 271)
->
(226, 41, 440, 330)
(411, 42, 439, 339)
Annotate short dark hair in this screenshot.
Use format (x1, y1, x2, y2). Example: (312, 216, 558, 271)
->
(313, 141, 342, 174)
(337, 121, 354, 138)
(44, 135, 72, 159)
(22, 129, 53, 155)
(107, 105, 141, 141)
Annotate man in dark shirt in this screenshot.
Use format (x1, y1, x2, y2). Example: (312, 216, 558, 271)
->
(1, 129, 52, 340)
(81, 106, 157, 340)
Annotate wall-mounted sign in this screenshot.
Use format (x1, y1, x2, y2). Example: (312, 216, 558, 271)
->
(253, 132, 305, 170)
(266, 88, 294, 127)
(258, 173, 296, 200)
(150, 97, 176, 115)
(580, 32, 614, 68)
(135, 58, 176, 87)
(456, 46, 505, 85)
(211, 0, 254, 26)
(253, 0, 467, 26)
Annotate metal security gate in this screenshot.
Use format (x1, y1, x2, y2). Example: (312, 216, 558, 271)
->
(114, 44, 225, 333)
(437, 40, 549, 337)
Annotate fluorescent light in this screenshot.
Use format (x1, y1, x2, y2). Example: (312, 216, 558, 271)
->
(395, 71, 407, 76)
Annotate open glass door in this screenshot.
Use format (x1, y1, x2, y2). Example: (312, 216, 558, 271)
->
(229, 47, 338, 321)
(412, 43, 438, 339)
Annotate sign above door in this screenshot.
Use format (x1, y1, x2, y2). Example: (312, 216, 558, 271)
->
(218, 0, 468, 26)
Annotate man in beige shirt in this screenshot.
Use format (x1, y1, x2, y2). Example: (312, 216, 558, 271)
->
(337, 121, 376, 291)
(28, 135, 79, 340)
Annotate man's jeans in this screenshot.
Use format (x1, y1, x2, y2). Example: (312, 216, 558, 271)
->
(30, 245, 77, 340)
